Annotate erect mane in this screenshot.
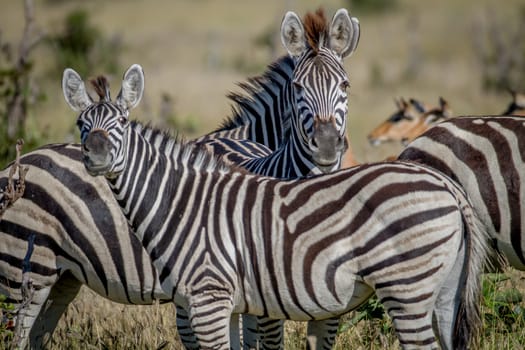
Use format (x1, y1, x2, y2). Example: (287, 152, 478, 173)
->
(130, 121, 232, 175)
(89, 75, 111, 102)
(212, 55, 294, 132)
(303, 8, 329, 53)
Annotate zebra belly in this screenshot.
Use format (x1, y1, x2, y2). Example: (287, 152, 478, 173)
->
(243, 275, 374, 321)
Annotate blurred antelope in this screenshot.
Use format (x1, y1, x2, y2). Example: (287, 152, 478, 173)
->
(368, 97, 452, 146)
(502, 89, 525, 116)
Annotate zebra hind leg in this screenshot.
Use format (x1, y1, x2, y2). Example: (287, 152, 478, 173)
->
(386, 304, 438, 349)
(432, 238, 466, 350)
(306, 317, 339, 350)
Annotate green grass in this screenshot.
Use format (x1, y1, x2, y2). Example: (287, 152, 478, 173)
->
(1, 0, 525, 348)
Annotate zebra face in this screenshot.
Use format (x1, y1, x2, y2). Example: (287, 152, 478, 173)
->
(62, 64, 145, 177)
(78, 103, 130, 177)
(281, 8, 360, 173)
(293, 49, 349, 171)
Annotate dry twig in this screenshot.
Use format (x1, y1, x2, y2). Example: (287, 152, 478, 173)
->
(0, 139, 28, 219)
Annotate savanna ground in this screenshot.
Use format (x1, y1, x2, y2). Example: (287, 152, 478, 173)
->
(1, 0, 525, 348)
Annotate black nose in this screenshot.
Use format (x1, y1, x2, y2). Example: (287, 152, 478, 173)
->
(84, 130, 111, 156)
(311, 121, 345, 153)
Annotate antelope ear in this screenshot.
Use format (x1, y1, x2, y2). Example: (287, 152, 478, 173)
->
(62, 68, 93, 112)
(329, 9, 360, 58)
(116, 64, 144, 111)
(281, 11, 306, 58)
(409, 98, 426, 113)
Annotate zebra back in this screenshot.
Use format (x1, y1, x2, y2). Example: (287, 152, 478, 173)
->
(399, 115, 525, 270)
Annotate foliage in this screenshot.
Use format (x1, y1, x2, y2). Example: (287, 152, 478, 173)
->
(0, 0, 46, 169)
(482, 273, 525, 335)
(0, 294, 15, 347)
(46, 9, 122, 78)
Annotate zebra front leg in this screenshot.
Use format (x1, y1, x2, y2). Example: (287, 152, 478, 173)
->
(255, 316, 284, 350)
(306, 317, 339, 350)
(29, 272, 82, 349)
(176, 305, 199, 349)
(187, 291, 234, 350)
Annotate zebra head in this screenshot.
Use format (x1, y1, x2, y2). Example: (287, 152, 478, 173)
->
(62, 64, 144, 177)
(281, 8, 360, 172)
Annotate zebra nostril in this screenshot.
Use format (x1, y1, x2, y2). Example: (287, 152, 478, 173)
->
(309, 137, 319, 151)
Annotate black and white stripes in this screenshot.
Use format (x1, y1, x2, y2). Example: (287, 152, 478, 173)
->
(68, 63, 489, 350)
(399, 116, 525, 270)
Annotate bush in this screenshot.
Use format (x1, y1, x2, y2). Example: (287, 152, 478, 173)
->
(47, 9, 122, 78)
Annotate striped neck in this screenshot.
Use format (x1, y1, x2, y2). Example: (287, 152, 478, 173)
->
(108, 122, 231, 253)
(210, 55, 295, 150)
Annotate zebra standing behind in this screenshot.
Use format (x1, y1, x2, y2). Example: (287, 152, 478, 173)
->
(194, 8, 360, 349)
(65, 63, 490, 350)
(398, 115, 525, 271)
(0, 8, 360, 348)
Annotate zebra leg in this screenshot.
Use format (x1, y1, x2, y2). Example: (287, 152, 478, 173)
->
(388, 308, 437, 349)
(187, 291, 234, 349)
(306, 317, 339, 350)
(255, 317, 284, 349)
(176, 305, 199, 349)
(28, 272, 82, 349)
(242, 314, 260, 349)
(433, 240, 466, 350)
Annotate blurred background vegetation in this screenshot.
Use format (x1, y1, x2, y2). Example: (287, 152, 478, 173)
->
(1, 1, 525, 348)
(0, 0, 524, 168)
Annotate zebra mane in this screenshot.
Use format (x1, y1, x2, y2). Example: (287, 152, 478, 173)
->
(213, 55, 294, 132)
(130, 121, 232, 175)
(89, 75, 111, 102)
(303, 8, 329, 53)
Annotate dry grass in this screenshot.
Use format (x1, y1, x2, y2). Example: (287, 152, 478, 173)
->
(1, 0, 525, 348)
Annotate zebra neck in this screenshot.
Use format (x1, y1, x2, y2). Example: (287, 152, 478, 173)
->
(210, 55, 296, 150)
(107, 123, 234, 261)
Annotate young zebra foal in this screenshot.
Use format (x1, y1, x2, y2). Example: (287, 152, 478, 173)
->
(64, 64, 489, 350)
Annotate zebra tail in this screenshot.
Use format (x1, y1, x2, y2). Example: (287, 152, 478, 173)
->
(453, 191, 491, 350)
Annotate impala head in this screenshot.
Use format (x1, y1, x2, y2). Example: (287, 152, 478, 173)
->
(62, 64, 144, 177)
(502, 89, 525, 116)
(367, 98, 427, 146)
(368, 97, 452, 146)
(281, 8, 360, 172)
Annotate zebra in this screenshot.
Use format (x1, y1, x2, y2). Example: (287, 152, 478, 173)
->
(192, 8, 360, 348)
(198, 8, 360, 178)
(66, 63, 489, 350)
(0, 144, 180, 349)
(397, 115, 525, 271)
(0, 8, 360, 348)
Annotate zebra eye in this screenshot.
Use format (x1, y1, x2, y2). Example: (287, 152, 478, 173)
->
(118, 116, 128, 125)
(339, 81, 349, 91)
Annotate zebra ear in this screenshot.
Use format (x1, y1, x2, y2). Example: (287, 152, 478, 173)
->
(117, 64, 144, 112)
(329, 9, 360, 58)
(62, 68, 94, 112)
(281, 11, 306, 58)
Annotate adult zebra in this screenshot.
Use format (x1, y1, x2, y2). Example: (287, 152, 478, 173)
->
(198, 8, 360, 177)
(67, 63, 489, 350)
(194, 8, 360, 348)
(398, 115, 525, 270)
(0, 8, 359, 349)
